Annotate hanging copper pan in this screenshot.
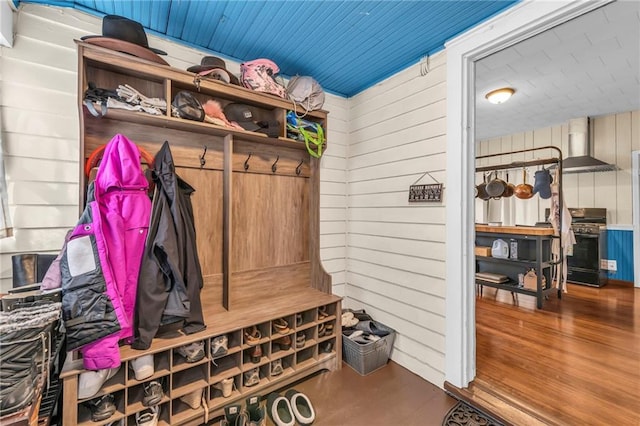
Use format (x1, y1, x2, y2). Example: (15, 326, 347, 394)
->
(514, 168, 533, 199)
(502, 171, 515, 197)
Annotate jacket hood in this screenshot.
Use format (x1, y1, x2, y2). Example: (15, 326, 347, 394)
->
(95, 134, 150, 193)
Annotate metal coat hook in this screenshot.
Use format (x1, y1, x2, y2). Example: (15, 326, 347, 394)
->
(244, 152, 252, 171)
(296, 158, 304, 176)
(271, 155, 280, 173)
(199, 146, 207, 169)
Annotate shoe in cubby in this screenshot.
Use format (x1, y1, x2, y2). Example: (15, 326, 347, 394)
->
(243, 367, 259, 388)
(212, 377, 235, 398)
(243, 324, 264, 346)
(135, 404, 159, 426)
(78, 390, 124, 424)
(211, 334, 229, 358)
(129, 354, 154, 381)
(272, 334, 292, 352)
(78, 366, 121, 400)
(318, 321, 335, 339)
(272, 317, 290, 335)
(319, 338, 335, 355)
(317, 305, 330, 320)
(174, 340, 206, 364)
(126, 376, 168, 413)
(179, 388, 204, 410)
(297, 309, 316, 329)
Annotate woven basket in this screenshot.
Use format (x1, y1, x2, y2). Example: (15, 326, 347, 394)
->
(180, 389, 203, 409)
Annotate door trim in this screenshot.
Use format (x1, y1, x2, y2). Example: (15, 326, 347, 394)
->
(633, 151, 640, 287)
(443, 0, 612, 387)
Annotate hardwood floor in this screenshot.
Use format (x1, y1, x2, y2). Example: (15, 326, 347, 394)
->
(454, 282, 640, 426)
(282, 361, 458, 426)
(210, 361, 458, 425)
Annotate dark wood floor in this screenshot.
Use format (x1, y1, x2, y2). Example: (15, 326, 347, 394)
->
(459, 282, 640, 426)
(285, 361, 457, 426)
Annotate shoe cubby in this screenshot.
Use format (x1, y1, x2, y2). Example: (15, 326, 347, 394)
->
(317, 337, 336, 361)
(296, 308, 317, 330)
(172, 340, 209, 372)
(295, 327, 315, 351)
(241, 364, 266, 390)
(318, 319, 336, 341)
(270, 354, 294, 379)
(125, 402, 170, 426)
(209, 374, 241, 406)
(242, 342, 269, 366)
(242, 322, 270, 347)
(125, 376, 169, 415)
(171, 364, 208, 399)
(210, 352, 241, 383)
(170, 390, 207, 426)
(317, 304, 335, 321)
(270, 334, 295, 358)
(77, 366, 127, 404)
(295, 346, 317, 370)
(271, 315, 294, 336)
(211, 330, 241, 360)
(77, 389, 125, 426)
(125, 350, 171, 386)
(63, 42, 341, 426)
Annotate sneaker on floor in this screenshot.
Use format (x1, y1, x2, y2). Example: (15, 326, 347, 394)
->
(130, 354, 154, 381)
(78, 366, 120, 400)
(176, 341, 205, 363)
(142, 380, 164, 407)
(136, 405, 159, 426)
(84, 393, 116, 422)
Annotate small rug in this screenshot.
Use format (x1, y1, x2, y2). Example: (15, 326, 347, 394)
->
(442, 401, 503, 426)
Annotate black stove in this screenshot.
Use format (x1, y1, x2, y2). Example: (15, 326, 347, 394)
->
(567, 208, 608, 287)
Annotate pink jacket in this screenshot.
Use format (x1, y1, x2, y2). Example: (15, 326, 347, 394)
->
(79, 134, 151, 370)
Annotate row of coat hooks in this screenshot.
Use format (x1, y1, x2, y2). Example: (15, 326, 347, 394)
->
(197, 146, 304, 175)
(244, 152, 304, 175)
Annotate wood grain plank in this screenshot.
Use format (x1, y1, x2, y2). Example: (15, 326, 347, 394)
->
(231, 173, 309, 271)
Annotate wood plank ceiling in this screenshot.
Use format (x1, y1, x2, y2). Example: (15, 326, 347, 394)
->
(18, 0, 518, 97)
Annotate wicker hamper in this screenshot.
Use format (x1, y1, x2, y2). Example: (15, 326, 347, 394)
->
(342, 322, 396, 375)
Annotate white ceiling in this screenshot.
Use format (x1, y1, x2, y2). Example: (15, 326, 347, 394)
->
(475, 1, 640, 141)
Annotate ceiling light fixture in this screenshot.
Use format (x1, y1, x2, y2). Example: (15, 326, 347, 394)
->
(485, 87, 515, 104)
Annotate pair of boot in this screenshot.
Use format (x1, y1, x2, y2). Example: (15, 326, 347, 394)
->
(0, 302, 61, 416)
(221, 394, 265, 426)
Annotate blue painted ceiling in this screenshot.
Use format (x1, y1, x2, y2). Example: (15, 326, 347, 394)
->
(21, 0, 518, 97)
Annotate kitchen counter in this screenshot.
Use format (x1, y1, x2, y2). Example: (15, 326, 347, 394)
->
(475, 224, 554, 236)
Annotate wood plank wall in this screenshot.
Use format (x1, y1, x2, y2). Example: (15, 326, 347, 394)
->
(0, 4, 348, 294)
(477, 110, 640, 226)
(346, 53, 448, 386)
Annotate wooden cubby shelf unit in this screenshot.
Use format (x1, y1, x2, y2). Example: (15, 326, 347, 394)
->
(61, 41, 341, 426)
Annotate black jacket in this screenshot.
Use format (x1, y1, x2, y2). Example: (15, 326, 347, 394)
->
(132, 141, 206, 350)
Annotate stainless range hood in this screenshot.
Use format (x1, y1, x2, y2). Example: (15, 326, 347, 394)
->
(564, 117, 617, 173)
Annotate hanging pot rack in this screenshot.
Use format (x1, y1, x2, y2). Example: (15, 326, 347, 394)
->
(475, 145, 563, 173)
(475, 145, 566, 293)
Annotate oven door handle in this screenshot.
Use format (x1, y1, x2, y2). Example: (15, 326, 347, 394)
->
(574, 234, 600, 239)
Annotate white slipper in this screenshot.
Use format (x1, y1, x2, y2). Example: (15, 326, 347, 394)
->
(341, 312, 359, 328)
